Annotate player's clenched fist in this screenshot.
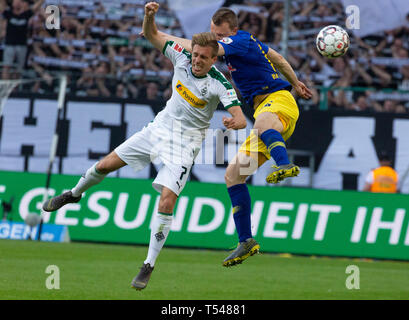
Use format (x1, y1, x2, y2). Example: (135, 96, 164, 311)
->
(145, 2, 159, 16)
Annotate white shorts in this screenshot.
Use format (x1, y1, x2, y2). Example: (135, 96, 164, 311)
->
(115, 119, 201, 196)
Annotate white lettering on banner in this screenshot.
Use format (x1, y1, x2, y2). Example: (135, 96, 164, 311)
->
(84, 191, 112, 227)
(224, 201, 264, 236)
(10, 223, 25, 238)
(187, 197, 224, 233)
(366, 208, 405, 245)
(19, 187, 55, 223)
(350, 207, 367, 243)
(0, 185, 6, 193)
(114, 193, 151, 229)
(0, 99, 57, 172)
(263, 202, 293, 238)
(314, 117, 378, 190)
(393, 120, 409, 194)
(0, 223, 37, 239)
(405, 222, 409, 246)
(291, 203, 309, 239)
(310, 204, 341, 241)
(63, 102, 121, 175)
(55, 203, 80, 226)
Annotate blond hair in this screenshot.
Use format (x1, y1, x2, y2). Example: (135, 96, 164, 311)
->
(191, 32, 219, 57)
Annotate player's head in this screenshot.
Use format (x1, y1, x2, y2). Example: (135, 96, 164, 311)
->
(191, 32, 218, 77)
(211, 8, 238, 40)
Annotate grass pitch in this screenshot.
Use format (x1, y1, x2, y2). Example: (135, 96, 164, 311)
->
(1, 239, 409, 300)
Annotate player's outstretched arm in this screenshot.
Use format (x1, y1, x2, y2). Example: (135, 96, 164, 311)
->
(223, 106, 246, 130)
(143, 2, 167, 52)
(157, 30, 225, 56)
(267, 48, 313, 100)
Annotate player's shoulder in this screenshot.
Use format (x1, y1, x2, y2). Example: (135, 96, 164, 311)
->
(163, 40, 191, 59)
(219, 30, 250, 45)
(207, 66, 233, 91)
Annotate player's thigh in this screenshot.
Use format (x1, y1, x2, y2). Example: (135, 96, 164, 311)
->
(96, 151, 127, 173)
(153, 162, 192, 197)
(253, 112, 284, 134)
(254, 90, 299, 141)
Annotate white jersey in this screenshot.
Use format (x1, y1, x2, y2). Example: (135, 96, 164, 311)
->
(155, 40, 241, 134)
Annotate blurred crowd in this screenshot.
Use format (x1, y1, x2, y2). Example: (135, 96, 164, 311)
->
(1, 0, 409, 113)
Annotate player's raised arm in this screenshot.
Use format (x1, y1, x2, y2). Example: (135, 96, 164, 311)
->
(267, 48, 313, 100)
(223, 106, 246, 130)
(157, 30, 226, 56)
(143, 2, 167, 52)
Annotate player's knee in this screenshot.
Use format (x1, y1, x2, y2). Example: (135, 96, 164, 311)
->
(95, 161, 112, 174)
(225, 165, 244, 186)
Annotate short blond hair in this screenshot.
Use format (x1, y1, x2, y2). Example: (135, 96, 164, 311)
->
(191, 32, 219, 57)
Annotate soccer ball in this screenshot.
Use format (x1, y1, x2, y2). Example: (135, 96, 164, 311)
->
(316, 25, 350, 58)
(25, 213, 42, 227)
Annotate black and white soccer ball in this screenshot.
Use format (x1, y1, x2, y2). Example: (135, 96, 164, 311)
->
(316, 25, 350, 58)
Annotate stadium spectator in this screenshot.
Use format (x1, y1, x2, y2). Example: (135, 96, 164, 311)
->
(363, 151, 399, 193)
(138, 81, 165, 114)
(1, 0, 44, 79)
(0, 0, 407, 110)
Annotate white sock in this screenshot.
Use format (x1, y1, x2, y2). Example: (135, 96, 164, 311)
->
(71, 163, 106, 197)
(144, 212, 173, 267)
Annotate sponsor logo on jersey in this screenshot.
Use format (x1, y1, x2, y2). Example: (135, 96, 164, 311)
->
(176, 80, 206, 108)
(227, 89, 237, 99)
(220, 37, 233, 44)
(172, 43, 183, 53)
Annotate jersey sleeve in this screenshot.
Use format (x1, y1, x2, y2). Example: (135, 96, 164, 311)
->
(219, 86, 241, 110)
(208, 67, 241, 109)
(162, 40, 191, 67)
(218, 33, 249, 57)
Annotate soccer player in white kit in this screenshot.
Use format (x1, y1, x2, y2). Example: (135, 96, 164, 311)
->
(42, 2, 246, 290)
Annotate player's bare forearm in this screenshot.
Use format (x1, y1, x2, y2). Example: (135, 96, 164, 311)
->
(223, 105, 246, 130)
(267, 48, 298, 86)
(156, 31, 225, 55)
(267, 48, 313, 99)
(157, 31, 193, 52)
(143, 2, 166, 52)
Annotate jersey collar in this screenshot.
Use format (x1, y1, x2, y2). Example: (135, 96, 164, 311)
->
(190, 67, 207, 79)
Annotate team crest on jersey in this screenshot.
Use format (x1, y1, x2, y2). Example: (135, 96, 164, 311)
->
(220, 37, 233, 44)
(201, 86, 208, 96)
(176, 80, 206, 108)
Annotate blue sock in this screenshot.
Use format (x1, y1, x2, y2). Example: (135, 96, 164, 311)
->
(227, 184, 252, 243)
(260, 129, 290, 166)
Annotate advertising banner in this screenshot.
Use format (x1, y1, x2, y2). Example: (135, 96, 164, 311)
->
(1, 171, 409, 260)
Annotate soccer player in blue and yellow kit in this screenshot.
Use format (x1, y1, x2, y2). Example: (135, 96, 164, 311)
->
(150, 3, 313, 266)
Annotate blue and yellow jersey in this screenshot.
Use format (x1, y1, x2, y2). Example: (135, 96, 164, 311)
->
(218, 30, 292, 106)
